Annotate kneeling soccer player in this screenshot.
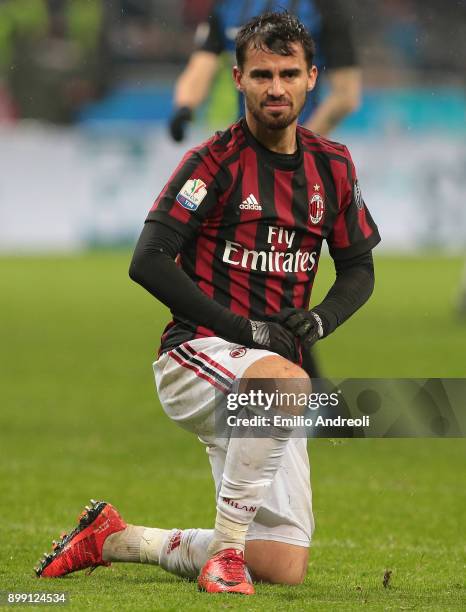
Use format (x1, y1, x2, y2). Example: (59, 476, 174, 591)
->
(35, 11, 380, 594)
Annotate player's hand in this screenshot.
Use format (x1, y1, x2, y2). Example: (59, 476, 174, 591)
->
(248, 320, 299, 363)
(275, 308, 324, 350)
(169, 106, 192, 142)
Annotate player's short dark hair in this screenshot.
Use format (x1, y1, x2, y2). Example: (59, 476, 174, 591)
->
(235, 11, 316, 70)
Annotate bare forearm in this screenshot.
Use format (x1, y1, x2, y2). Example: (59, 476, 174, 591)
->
(305, 95, 352, 136)
(305, 68, 362, 136)
(174, 52, 219, 110)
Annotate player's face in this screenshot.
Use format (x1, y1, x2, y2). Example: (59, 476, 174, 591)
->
(233, 43, 317, 130)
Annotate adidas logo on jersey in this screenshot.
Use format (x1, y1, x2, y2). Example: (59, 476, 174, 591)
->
(239, 194, 262, 211)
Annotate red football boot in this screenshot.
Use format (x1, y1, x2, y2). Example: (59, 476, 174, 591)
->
(198, 548, 255, 595)
(35, 500, 126, 578)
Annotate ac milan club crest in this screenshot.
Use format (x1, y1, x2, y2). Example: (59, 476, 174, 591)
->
(309, 193, 324, 224)
(230, 347, 247, 358)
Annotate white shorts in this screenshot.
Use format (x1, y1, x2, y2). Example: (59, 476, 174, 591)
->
(153, 337, 314, 547)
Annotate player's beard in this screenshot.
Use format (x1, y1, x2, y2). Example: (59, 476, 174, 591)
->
(245, 89, 307, 130)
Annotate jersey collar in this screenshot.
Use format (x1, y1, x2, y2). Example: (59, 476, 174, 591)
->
(240, 118, 303, 171)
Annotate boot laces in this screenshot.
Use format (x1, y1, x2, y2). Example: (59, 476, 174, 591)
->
(221, 551, 248, 583)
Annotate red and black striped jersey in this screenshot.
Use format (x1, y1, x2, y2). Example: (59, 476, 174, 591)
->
(147, 119, 380, 351)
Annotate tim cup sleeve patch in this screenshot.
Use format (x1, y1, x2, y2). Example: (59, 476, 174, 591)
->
(146, 148, 224, 238)
(176, 179, 208, 211)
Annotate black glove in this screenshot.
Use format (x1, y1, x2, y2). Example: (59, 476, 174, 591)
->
(246, 320, 299, 363)
(169, 106, 192, 142)
(275, 308, 324, 351)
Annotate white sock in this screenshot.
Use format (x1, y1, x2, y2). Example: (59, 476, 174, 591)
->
(158, 528, 213, 579)
(208, 433, 291, 555)
(102, 525, 146, 562)
(139, 527, 171, 564)
(102, 525, 213, 578)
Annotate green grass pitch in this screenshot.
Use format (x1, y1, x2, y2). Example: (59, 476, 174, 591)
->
(0, 252, 465, 610)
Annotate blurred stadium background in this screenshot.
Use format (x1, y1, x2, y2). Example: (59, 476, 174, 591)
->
(0, 0, 465, 253)
(1, 1, 465, 609)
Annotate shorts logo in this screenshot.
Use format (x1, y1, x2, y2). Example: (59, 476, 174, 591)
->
(354, 179, 364, 210)
(309, 193, 324, 224)
(230, 347, 247, 358)
(176, 178, 207, 211)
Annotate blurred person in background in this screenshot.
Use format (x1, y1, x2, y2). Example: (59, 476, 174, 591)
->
(0, 0, 110, 124)
(169, 0, 361, 142)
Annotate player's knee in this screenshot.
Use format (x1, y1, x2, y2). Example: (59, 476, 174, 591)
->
(263, 563, 307, 586)
(276, 562, 307, 585)
(242, 356, 311, 416)
(248, 549, 308, 585)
